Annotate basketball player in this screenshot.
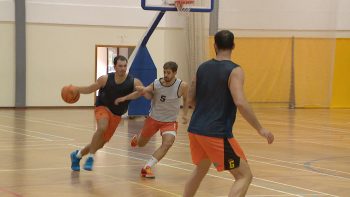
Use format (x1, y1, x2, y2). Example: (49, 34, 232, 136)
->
(115, 61, 189, 178)
(183, 30, 274, 197)
(70, 55, 145, 171)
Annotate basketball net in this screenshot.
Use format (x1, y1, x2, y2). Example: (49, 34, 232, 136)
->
(174, 0, 194, 17)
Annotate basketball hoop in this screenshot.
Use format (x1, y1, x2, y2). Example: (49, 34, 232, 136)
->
(174, 0, 194, 16)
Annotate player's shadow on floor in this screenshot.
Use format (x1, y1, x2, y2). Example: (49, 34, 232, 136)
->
(70, 171, 80, 184)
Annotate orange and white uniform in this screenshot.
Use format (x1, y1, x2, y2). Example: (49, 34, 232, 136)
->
(141, 78, 182, 138)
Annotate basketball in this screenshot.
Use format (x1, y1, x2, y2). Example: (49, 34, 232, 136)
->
(61, 85, 80, 104)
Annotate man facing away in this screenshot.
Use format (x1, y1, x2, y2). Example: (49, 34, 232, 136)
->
(183, 30, 274, 197)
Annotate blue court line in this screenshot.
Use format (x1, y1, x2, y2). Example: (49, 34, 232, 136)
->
(304, 156, 350, 180)
(68, 142, 318, 197)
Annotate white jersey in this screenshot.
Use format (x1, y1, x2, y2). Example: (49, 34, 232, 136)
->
(149, 78, 182, 122)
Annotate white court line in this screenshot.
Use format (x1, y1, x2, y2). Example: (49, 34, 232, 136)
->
(5, 112, 341, 183)
(99, 144, 340, 197)
(0, 165, 142, 172)
(294, 139, 350, 149)
(253, 114, 350, 127)
(0, 140, 46, 143)
(106, 131, 350, 180)
(0, 128, 52, 141)
(68, 144, 304, 197)
(0, 144, 74, 147)
(121, 129, 350, 149)
(245, 195, 326, 197)
(0, 124, 74, 141)
(0, 114, 95, 133)
(97, 145, 199, 167)
(114, 131, 193, 145)
(3, 111, 348, 145)
(116, 130, 347, 147)
(3, 111, 348, 137)
(0, 111, 342, 196)
(235, 116, 350, 131)
(235, 133, 347, 137)
(253, 119, 350, 134)
(237, 139, 350, 144)
(68, 144, 337, 197)
(112, 134, 189, 150)
(250, 159, 350, 181)
(277, 110, 350, 118)
(0, 112, 96, 129)
(249, 154, 350, 176)
(233, 131, 350, 149)
(0, 147, 73, 150)
(0, 138, 39, 141)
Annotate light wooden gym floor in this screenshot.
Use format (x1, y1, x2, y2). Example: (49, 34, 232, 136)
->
(0, 108, 349, 197)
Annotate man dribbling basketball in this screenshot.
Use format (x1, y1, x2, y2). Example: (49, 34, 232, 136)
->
(69, 55, 146, 171)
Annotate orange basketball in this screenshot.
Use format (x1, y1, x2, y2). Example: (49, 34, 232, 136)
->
(61, 85, 80, 104)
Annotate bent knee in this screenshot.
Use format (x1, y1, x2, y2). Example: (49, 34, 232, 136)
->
(97, 126, 108, 134)
(240, 169, 253, 183)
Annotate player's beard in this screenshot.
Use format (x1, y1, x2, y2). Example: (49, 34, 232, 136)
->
(164, 76, 173, 82)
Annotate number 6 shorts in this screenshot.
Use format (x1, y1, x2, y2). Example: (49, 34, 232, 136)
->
(188, 132, 247, 172)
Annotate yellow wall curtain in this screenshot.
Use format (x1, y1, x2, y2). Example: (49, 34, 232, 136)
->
(294, 38, 335, 107)
(209, 36, 349, 108)
(210, 37, 292, 108)
(330, 38, 350, 108)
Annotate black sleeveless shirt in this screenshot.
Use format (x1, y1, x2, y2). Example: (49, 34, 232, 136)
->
(188, 59, 239, 138)
(95, 73, 134, 116)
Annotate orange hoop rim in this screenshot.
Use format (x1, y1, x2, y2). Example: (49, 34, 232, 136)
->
(174, 0, 194, 8)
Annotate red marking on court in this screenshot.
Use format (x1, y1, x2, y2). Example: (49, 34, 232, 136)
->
(0, 187, 23, 197)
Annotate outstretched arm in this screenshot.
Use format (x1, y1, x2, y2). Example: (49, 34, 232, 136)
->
(136, 82, 154, 100)
(115, 78, 144, 105)
(229, 67, 274, 144)
(187, 74, 197, 108)
(180, 82, 189, 124)
(75, 75, 107, 94)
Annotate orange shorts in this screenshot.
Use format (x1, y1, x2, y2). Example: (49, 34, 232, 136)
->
(94, 106, 122, 142)
(188, 132, 247, 172)
(141, 116, 178, 138)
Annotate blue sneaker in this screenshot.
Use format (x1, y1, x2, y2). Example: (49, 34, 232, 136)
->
(70, 150, 81, 171)
(83, 157, 94, 171)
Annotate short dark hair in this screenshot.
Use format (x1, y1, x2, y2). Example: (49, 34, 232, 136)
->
(113, 55, 128, 66)
(163, 61, 178, 72)
(214, 30, 234, 50)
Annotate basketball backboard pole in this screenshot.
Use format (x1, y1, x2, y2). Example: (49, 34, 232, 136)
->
(127, 11, 165, 116)
(141, 12, 165, 46)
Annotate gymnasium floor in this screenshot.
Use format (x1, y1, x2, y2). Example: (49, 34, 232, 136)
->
(0, 108, 349, 197)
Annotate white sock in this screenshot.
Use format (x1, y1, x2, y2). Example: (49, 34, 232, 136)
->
(89, 153, 94, 158)
(144, 157, 158, 169)
(76, 151, 82, 158)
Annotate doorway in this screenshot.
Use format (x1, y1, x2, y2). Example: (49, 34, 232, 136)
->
(95, 45, 135, 97)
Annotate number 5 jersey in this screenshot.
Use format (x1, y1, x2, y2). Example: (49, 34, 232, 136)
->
(148, 78, 182, 122)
